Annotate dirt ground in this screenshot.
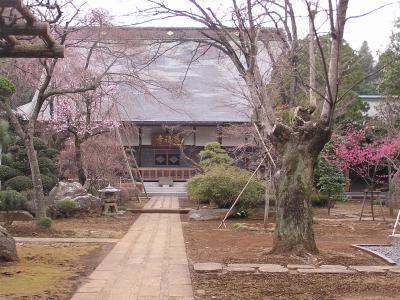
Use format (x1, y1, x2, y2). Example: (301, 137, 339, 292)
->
(182, 201, 400, 299)
(0, 211, 138, 299)
(5, 212, 137, 238)
(0, 243, 112, 300)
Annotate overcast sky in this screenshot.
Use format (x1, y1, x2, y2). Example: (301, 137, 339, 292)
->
(81, 0, 399, 59)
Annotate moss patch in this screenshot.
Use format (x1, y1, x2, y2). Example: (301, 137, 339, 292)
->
(0, 243, 99, 298)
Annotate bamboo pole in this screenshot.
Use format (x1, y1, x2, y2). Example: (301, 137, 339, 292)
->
(218, 159, 264, 229)
(263, 166, 272, 229)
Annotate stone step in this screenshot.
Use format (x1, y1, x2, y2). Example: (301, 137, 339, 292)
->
(127, 208, 191, 214)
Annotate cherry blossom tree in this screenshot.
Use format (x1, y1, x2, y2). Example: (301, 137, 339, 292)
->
(48, 87, 120, 185)
(328, 127, 400, 190)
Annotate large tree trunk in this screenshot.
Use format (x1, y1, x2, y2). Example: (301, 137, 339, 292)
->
(271, 123, 330, 254)
(25, 134, 46, 218)
(74, 137, 86, 186)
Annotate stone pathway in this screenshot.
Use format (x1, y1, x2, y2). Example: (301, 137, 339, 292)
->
(15, 237, 118, 243)
(193, 262, 400, 274)
(72, 196, 193, 300)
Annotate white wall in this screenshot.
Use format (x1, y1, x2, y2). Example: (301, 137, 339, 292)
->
(141, 127, 152, 145)
(182, 126, 195, 145)
(222, 133, 246, 147)
(195, 126, 217, 146)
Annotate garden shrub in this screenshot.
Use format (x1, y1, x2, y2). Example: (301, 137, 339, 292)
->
(38, 157, 55, 173)
(38, 217, 52, 228)
(14, 148, 27, 161)
(56, 198, 76, 217)
(186, 165, 265, 209)
(5, 176, 33, 192)
(199, 142, 233, 169)
(3, 136, 59, 195)
(315, 157, 347, 201)
(0, 165, 20, 181)
(41, 175, 58, 193)
(0, 190, 27, 211)
(1, 153, 13, 166)
(12, 160, 31, 174)
(42, 148, 59, 159)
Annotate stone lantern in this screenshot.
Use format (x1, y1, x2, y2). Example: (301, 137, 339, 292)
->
(98, 184, 120, 215)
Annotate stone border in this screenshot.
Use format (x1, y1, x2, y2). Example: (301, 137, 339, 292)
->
(352, 244, 397, 265)
(193, 263, 400, 274)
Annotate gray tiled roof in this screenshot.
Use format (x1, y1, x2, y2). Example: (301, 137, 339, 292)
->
(21, 28, 277, 124)
(115, 40, 252, 123)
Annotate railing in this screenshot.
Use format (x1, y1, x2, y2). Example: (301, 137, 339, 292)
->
(132, 167, 197, 181)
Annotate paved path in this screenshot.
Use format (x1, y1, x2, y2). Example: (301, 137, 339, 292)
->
(15, 237, 119, 243)
(72, 196, 193, 300)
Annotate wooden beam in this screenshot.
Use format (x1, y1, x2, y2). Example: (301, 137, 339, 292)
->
(0, 22, 49, 36)
(0, 44, 64, 58)
(0, 0, 23, 9)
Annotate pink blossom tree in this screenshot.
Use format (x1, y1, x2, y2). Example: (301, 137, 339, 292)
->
(48, 87, 120, 185)
(328, 127, 400, 191)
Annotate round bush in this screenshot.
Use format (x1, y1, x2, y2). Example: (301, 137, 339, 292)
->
(0, 190, 27, 211)
(12, 160, 31, 174)
(38, 217, 52, 229)
(2, 153, 14, 166)
(15, 137, 46, 151)
(5, 176, 33, 192)
(43, 148, 59, 159)
(38, 157, 55, 173)
(14, 149, 27, 161)
(41, 175, 58, 193)
(33, 137, 47, 151)
(0, 165, 20, 181)
(186, 165, 265, 209)
(56, 198, 76, 217)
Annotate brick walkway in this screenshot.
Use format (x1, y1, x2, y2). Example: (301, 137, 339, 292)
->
(72, 196, 193, 300)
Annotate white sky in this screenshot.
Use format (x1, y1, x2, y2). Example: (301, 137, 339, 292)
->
(82, 0, 400, 58)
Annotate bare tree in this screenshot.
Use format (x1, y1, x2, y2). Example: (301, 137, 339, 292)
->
(141, 0, 350, 254)
(0, 1, 102, 218)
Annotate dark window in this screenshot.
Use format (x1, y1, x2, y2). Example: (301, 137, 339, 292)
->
(155, 154, 167, 165)
(168, 154, 180, 166)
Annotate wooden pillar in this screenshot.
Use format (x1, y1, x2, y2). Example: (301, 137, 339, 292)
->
(217, 124, 222, 144)
(138, 126, 142, 166)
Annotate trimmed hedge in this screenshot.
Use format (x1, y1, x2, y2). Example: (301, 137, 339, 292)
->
(186, 165, 265, 209)
(41, 175, 58, 193)
(1, 153, 13, 166)
(0, 165, 20, 181)
(5, 176, 33, 192)
(0, 190, 27, 211)
(38, 157, 55, 173)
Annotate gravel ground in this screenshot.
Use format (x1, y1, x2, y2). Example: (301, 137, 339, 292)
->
(363, 245, 400, 265)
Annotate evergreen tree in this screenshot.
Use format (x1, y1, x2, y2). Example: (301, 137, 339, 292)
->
(355, 41, 378, 95)
(379, 19, 400, 96)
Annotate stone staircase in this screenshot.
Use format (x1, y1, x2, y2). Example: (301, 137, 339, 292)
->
(143, 182, 187, 197)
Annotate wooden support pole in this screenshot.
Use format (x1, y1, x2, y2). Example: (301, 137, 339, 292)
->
(263, 167, 271, 229)
(360, 190, 367, 221)
(218, 159, 264, 229)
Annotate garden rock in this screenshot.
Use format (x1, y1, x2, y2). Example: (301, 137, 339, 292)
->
(48, 182, 103, 216)
(0, 210, 33, 223)
(0, 225, 18, 261)
(188, 208, 230, 221)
